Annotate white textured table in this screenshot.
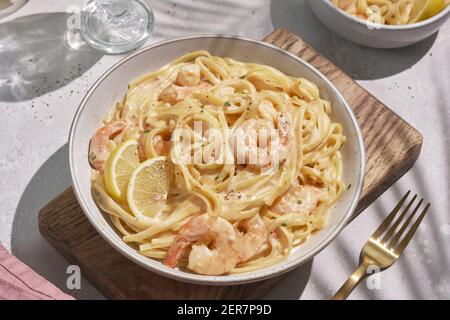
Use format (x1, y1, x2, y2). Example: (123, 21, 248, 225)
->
(0, 0, 449, 300)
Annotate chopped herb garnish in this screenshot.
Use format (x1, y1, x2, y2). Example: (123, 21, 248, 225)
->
(89, 152, 96, 161)
(347, 184, 352, 190)
(282, 223, 287, 227)
(240, 75, 246, 79)
(144, 129, 150, 134)
(297, 200, 303, 205)
(224, 101, 231, 107)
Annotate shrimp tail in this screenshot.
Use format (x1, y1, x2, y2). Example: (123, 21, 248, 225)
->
(88, 120, 127, 171)
(163, 238, 190, 268)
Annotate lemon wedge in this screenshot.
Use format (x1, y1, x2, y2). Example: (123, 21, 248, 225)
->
(409, 0, 448, 23)
(127, 156, 170, 219)
(104, 139, 140, 203)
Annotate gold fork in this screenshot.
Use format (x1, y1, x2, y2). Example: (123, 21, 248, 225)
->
(332, 191, 430, 300)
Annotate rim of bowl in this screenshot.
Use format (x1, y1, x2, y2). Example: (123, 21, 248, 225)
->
(321, 0, 450, 30)
(69, 34, 365, 285)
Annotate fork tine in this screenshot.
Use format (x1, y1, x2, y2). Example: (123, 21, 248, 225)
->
(395, 203, 430, 255)
(388, 198, 423, 247)
(372, 191, 411, 239)
(381, 194, 418, 243)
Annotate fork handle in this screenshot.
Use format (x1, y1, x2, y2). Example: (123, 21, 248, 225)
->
(332, 264, 367, 300)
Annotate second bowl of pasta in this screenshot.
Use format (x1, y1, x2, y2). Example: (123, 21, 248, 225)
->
(69, 35, 364, 285)
(308, 0, 450, 48)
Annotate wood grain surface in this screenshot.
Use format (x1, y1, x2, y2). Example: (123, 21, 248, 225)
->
(38, 29, 423, 300)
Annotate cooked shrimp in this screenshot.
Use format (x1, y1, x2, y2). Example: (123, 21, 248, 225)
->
(271, 184, 323, 215)
(176, 64, 201, 87)
(234, 214, 268, 262)
(163, 214, 240, 275)
(233, 114, 291, 168)
(138, 132, 171, 160)
(159, 82, 211, 105)
(333, 0, 356, 11)
(89, 120, 127, 171)
(233, 118, 273, 167)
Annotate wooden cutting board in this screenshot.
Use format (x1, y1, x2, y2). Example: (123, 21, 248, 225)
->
(38, 29, 423, 300)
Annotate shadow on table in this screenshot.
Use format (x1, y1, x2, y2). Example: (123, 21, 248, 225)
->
(263, 260, 313, 299)
(0, 12, 102, 102)
(149, 0, 272, 39)
(364, 70, 450, 298)
(270, 0, 437, 80)
(345, 164, 450, 300)
(11, 144, 103, 299)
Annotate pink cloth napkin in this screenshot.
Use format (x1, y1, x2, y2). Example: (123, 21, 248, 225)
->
(0, 244, 74, 300)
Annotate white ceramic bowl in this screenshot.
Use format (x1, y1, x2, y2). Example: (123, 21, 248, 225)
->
(69, 35, 365, 285)
(307, 0, 450, 48)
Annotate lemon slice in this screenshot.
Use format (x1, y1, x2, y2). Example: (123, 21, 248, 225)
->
(409, 0, 447, 23)
(127, 156, 170, 219)
(104, 139, 140, 202)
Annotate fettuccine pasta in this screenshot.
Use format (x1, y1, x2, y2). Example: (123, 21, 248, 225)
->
(89, 51, 346, 276)
(331, 0, 449, 25)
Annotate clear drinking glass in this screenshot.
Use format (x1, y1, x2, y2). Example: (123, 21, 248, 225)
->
(0, 0, 28, 18)
(80, 0, 154, 54)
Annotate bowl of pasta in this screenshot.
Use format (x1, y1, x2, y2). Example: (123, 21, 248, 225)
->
(308, 0, 450, 48)
(69, 35, 365, 285)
